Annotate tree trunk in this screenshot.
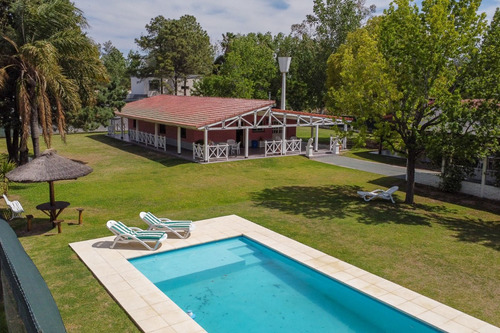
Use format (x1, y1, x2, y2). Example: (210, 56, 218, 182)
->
(4, 125, 18, 164)
(405, 148, 417, 204)
(30, 106, 40, 157)
(19, 134, 29, 165)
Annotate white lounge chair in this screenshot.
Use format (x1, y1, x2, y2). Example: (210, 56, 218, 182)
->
(139, 212, 194, 239)
(3, 194, 24, 220)
(106, 220, 167, 251)
(357, 186, 399, 203)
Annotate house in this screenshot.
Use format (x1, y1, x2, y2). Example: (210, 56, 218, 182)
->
(127, 76, 201, 101)
(109, 95, 351, 162)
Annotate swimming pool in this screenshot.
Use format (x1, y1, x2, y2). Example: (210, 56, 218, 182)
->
(130, 236, 443, 333)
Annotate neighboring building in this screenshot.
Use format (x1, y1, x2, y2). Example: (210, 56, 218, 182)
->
(127, 76, 201, 102)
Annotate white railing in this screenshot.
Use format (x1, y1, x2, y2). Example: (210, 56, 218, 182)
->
(264, 139, 302, 157)
(265, 140, 282, 156)
(129, 129, 137, 141)
(330, 136, 339, 154)
(107, 118, 124, 136)
(286, 139, 302, 154)
(193, 143, 229, 162)
(129, 129, 166, 150)
(193, 143, 204, 160)
(157, 136, 167, 150)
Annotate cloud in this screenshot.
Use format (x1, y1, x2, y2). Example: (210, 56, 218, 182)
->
(75, 0, 499, 55)
(75, 0, 313, 54)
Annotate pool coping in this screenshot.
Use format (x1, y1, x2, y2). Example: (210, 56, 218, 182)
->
(69, 215, 499, 333)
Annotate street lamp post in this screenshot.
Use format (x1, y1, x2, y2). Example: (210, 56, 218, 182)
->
(278, 57, 291, 110)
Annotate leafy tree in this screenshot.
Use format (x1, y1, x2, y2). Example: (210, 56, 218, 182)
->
(134, 15, 213, 95)
(0, 0, 107, 163)
(194, 33, 276, 99)
(100, 40, 129, 89)
(67, 41, 127, 131)
(326, 0, 497, 204)
(273, 28, 327, 111)
(283, 0, 374, 111)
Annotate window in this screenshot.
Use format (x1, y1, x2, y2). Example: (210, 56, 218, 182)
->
(272, 120, 282, 134)
(133, 119, 137, 128)
(181, 128, 187, 139)
(159, 124, 166, 134)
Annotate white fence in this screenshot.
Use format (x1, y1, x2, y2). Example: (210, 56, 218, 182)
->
(193, 143, 229, 162)
(129, 129, 167, 151)
(264, 139, 302, 157)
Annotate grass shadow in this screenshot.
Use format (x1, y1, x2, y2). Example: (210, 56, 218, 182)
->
(435, 214, 500, 251)
(251, 184, 432, 226)
(87, 133, 192, 168)
(8, 216, 57, 237)
(252, 183, 500, 250)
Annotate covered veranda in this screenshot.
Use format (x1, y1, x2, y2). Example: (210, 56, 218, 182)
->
(108, 95, 351, 163)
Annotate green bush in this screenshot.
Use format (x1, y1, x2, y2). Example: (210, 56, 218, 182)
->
(0, 155, 16, 194)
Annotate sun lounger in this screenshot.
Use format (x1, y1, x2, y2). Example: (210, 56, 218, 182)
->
(357, 186, 399, 203)
(106, 220, 167, 251)
(139, 212, 194, 239)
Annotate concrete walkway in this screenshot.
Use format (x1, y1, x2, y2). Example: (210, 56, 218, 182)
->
(312, 154, 500, 201)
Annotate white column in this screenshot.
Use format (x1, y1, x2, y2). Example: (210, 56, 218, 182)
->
(314, 125, 319, 151)
(204, 129, 209, 162)
(282, 125, 286, 155)
(154, 123, 159, 148)
(244, 128, 249, 158)
(177, 127, 182, 154)
(120, 118, 124, 140)
(481, 156, 487, 198)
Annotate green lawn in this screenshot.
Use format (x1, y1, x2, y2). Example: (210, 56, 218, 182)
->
(2, 133, 499, 331)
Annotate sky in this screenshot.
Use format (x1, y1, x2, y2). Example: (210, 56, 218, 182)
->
(73, 0, 500, 55)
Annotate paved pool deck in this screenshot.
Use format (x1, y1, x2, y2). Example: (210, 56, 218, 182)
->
(70, 215, 499, 333)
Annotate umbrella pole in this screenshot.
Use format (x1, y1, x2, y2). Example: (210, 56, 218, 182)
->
(49, 181, 56, 223)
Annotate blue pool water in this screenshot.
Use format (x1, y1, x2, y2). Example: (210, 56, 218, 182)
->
(130, 237, 443, 333)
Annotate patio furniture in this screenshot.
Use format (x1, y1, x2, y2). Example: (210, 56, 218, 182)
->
(53, 219, 64, 234)
(36, 201, 70, 224)
(139, 211, 194, 239)
(357, 186, 399, 203)
(227, 139, 236, 145)
(76, 208, 84, 225)
(2, 194, 25, 220)
(107, 220, 167, 251)
(230, 142, 241, 156)
(26, 214, 34, 231)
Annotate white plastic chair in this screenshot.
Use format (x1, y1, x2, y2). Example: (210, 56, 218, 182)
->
(3, 194, 24, 220)
(231, 142, 241, 156)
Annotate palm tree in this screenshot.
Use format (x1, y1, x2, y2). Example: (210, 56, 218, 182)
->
(0, 0, 107, 163)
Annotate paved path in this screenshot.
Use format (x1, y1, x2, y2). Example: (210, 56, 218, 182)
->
(312, 154, 500, 201)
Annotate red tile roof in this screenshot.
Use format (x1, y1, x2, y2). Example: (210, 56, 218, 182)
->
(118, 95, 275, 129)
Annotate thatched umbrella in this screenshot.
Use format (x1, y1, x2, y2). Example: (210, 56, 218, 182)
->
(6, 149, 93, 208)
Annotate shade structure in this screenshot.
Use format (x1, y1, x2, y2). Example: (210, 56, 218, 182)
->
(6, 149, 92, 208)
